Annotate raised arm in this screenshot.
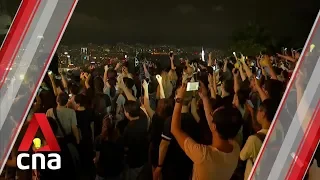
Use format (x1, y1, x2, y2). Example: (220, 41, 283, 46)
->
(156, 75, 166, 99)
(103, 65, 109, 85)
(118, 77, 136, 101)
(199, 82, 213, 126)
(48, 73, 58, 96)
(142, 80, 155, 118)
(171, 84, 190, 151)
(232, 68, 240, 93)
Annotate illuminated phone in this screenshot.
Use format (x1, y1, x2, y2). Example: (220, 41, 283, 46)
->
(256, 69, 262, 79)
(187, 82, 199, 91)
(48, 70, 53, 75)
(247, 100, 254, 108)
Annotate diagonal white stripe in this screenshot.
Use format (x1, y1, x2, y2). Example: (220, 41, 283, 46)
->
(267, 56, 320, 180)
(0, 0, 58, 130)
(249, 11, 320, 180)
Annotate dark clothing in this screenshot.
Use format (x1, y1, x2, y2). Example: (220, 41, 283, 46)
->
(76, 109, 94, 142)
(39, 138, 76, 180)
(76, 109, 94, 171)
(161, 113, 200, 180)
(123, 116, 149, 168)
(212, 94, 234, 110)
(149, 114, 167, 167)
(95, 137, 125, 178)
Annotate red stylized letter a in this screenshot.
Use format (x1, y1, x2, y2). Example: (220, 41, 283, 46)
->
(18, 113, 60, 152)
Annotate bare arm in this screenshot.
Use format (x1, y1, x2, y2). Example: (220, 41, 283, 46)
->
(61, 73, 68, 90)
(255, 79, 268, 102)
(143, 81, 155, 119)
(171, 85, 190, 151)
(277, 54, 297, 63)
(48, 74, 58, 96)
(239, 65, 246, 81)
(191, 97, 200, 123)
(103, 65, 109, 85)
(158, 140, 170, 166)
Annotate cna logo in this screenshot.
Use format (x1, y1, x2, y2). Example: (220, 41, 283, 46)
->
(17, 113, 61, 170)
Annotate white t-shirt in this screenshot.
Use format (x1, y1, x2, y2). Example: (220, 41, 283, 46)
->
(184, 138, 240, 180)
(240, 129, 268, 180)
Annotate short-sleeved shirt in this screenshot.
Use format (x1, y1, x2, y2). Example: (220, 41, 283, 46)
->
(46, 107, 77, 136)
(75, 109, 94, 142)
(123, 117, 149, 168)
(240, 129, 268, 180)
(184, 138, 240, 180)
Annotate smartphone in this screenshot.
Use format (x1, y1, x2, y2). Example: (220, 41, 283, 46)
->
(48, 70, 52, 75)
(145, 78, 150, 84)
(186, 82, 199, 91)
(256, 69, 262, 79)
(169, 51, 173, 57)
(69, 94, 72, 98)
(247, 100, 254, 108)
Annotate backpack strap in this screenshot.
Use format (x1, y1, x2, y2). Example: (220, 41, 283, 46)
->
(249, 132, 266, 164)
(53, 108, 67, 137)
(254, 132, 266, 143)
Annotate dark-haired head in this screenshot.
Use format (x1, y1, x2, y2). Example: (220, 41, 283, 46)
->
(156, 98, 174, 118)
(100, 115, 119, 142)
(69, 83, 80, 95)
(94, 76, 104, 94)
(263, 79, 284, 102)
(123, 77, 135, 89)
(257, 100, 278, 124)
(211, 106, 243, 140)
(74, 94, 87, 107)
(124, 100, 140, 119)
(56, 93, 69, 106)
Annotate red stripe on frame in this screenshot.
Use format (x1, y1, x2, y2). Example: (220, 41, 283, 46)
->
(0, 0, 40, 88)
(286, 100, 320, 180)
(0, 0, 41, 168)
(249, 16, 320, 180)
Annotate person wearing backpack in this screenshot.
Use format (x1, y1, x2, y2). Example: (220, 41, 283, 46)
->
(239, 100, 274, 180)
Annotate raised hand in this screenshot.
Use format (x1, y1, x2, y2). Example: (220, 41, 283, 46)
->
(142, 80, 149, 91)
(176, 83, 187, 99)
(198, 81, 208, 99)
(156, 74, 162, 84)
(232, 68, 239, 77)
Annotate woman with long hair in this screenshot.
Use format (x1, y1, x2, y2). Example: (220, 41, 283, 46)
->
(94, 115, 124, 180)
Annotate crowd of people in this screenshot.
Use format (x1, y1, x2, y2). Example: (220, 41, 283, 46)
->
(2, 48, 317, 180)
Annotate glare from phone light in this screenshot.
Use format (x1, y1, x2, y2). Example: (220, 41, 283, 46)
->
(201, 47, 205, 62)
(233, 52, 236, 56)
(19, 74, 24, 80)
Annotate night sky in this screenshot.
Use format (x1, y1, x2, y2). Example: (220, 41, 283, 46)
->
(6, 0, 320, 47)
